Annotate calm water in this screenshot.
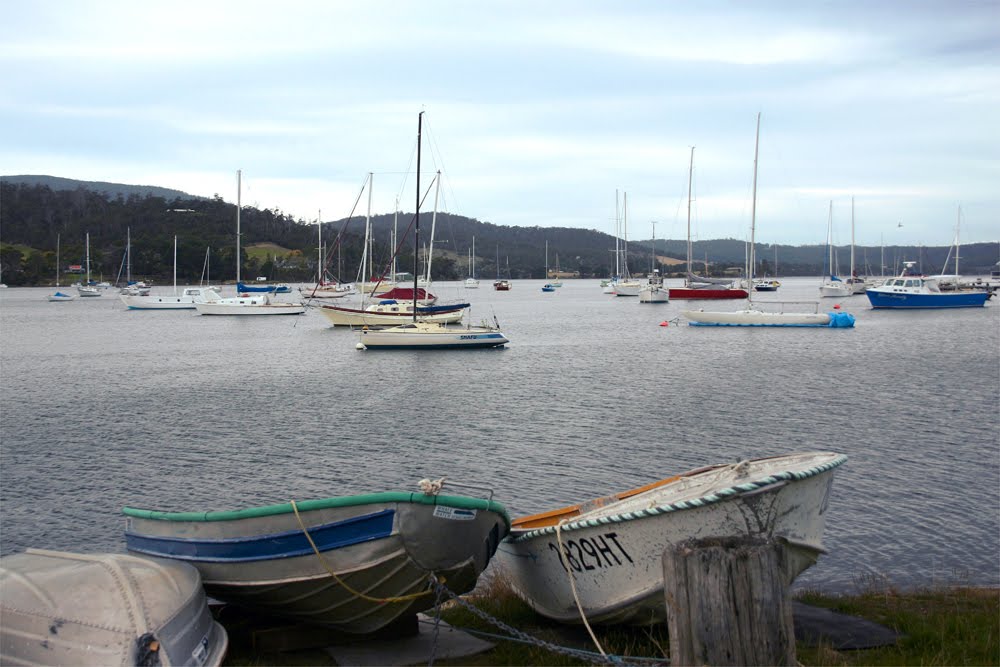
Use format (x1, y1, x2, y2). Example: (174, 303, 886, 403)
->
(1, 278, 998, 593)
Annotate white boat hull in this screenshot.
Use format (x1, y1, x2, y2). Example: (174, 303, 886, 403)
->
(119, 287, 219, 310)
(683, 308, 832, 327)
(193, 293, 305, 315)
(318, 303, 465, 327)
(497, 452, 846, 626)
(612, 281, 642, 296)
(819, 283, 852, 298)
(638, 287, 668, 303)
(359, 322, 508, 349)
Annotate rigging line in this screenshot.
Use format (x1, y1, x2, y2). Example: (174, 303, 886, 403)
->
(310, 174, 370, 299)
(367, 173, 440, 295)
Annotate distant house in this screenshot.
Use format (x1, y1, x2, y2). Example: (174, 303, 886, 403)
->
(66, 264, 84, 274)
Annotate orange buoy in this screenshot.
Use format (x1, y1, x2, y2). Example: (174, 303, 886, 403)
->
(659, 321, 669, 327)
(833, 304, 841, 310)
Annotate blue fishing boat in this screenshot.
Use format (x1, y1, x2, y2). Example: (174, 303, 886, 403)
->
(123, 485, 509, 634)
(541, 284, 555, 292)
(866, 262, 990, 309)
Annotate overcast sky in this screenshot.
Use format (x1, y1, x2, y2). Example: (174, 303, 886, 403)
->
(2, 0, 998, 247)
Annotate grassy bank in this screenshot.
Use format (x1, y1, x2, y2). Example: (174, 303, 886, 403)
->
(222, 576, 999, 666)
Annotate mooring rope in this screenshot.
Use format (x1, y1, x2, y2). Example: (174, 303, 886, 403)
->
(290, 499, 435, 604)
(555, 518, 608, 659)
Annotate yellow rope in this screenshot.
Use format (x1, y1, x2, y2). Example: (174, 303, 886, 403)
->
(555, 519, 607, 658)
(290, 499, 433, 604)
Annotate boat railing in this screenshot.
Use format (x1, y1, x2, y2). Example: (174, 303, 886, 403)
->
(758, 300, 822, 314)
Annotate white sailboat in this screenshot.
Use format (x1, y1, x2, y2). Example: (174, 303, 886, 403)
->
(541, 240, 555, 292)
(819, 201, 851, 298)
(683, 114, 855, 328)
(845, 198, 867, 294)
(357, 112, 508, 350)
(638, 222, 668, 303)
(193, 171, 305, 316)
(464, 236, 479, 288)
(300, 213, 354, 299)
(47, 235, 75, 301)
(120, 237, 219, 309)
(76, 234, 101, 297)
(611, 192, 641, 296)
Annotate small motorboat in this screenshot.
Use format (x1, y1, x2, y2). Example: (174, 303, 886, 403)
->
(0, 548, 227, 666)
(541, 284, 556, 292)
(124, 482, 509, 634)
(496, 451, 846, 626)
(46, 291, 75, 302)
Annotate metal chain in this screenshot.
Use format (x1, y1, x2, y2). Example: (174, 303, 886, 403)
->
(427, 575, 640, 666)
(427, 576, 446, 667)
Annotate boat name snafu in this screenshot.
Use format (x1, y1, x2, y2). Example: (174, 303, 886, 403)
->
(548, 532, 634, 572)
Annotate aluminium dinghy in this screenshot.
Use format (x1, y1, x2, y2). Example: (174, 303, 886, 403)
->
(123, 481, 509, 634)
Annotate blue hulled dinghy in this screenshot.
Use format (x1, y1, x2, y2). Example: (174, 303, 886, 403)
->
(123, 483, 509, 634)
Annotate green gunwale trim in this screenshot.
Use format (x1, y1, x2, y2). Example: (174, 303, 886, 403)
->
(506, 453, 847, 544)
(124, 492, 510, 528)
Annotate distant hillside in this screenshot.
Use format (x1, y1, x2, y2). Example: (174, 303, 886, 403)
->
(1, 177, 998, 287)
(1, 175, 200, 202)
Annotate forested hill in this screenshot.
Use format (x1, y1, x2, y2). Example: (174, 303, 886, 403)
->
(3, 175, 199, 202)
(1, 177, 997, 287)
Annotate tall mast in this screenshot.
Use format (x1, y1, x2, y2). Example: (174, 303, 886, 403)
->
(56, 234, 60, 286)
(850, 197, 856, 279)
(85, 233, 91, 283)
(426, 172, 441, 285)
(126, 227, 132, 285)
(317, 209, 323, 284)
(172, 236, 178, 294)
(366, 172, 373, 282)
(236, 170, 242, 285)
(614, 190, 621, 279)
(748, 113, 760, 302)
(686, 147, 695, 283)
(413, 112, 423, 320)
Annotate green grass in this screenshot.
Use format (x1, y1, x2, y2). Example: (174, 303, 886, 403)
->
(219, 576, 999, 666)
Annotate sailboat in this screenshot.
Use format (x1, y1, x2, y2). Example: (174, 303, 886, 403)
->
(638, 222, 668, 303)
(493, 245, 511, 291)
(844, 198, 867, 294)
(76, 233, 101, 297)
(357, 112, 508, 350)
(300, 214, 355, 299)
(47, 235, 75, 301)
(541, 240, 556, 292)
(682, 114, 855, 328)
(118, 228, 151, 296)
(193, 170, 305, 316)
(611, 193, 641, 296)
(464, 236, 480, 288)
(819, 201, 852, 298)
(120, 237, 219, 309)
(668, 148, 748, 300)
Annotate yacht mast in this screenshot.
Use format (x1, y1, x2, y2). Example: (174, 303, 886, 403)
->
(686, 146, 694, 284)
(748, 113, 760, 304)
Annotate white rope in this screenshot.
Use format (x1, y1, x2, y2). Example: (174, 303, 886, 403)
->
(555, 519, 607, 658)
(419, 477, 446, 495)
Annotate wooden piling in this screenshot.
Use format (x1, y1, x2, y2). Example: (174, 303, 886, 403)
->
(663, 536, 796, 666)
